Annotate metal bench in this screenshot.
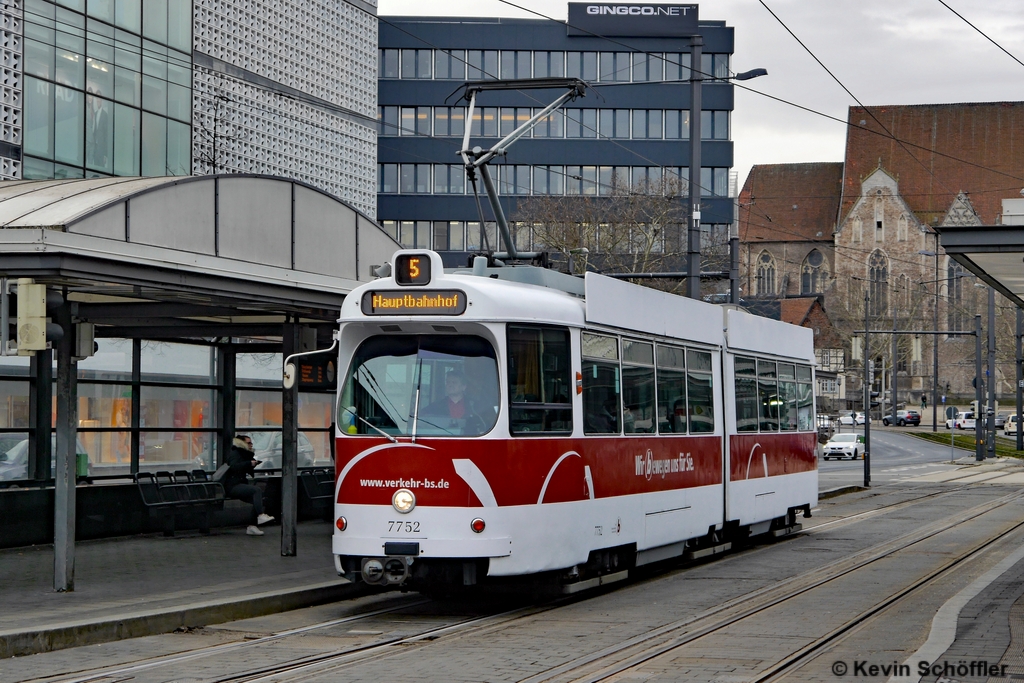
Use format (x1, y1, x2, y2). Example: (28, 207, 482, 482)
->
(135, 470, 225, 536)
(300, 468, 335, 520)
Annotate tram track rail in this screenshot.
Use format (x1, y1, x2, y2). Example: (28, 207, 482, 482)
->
(521, 489, 1024, 683)
(31, 482, 1008, 683)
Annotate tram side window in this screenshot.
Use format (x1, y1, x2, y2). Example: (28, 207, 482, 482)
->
(582, 333, 621, 434)
(758, 359, 779, 431)
(735, 356, 758, 433)
(622, 339, 655, 433)
(778, 363, 798, 431)
(797, 365, 814, 430)
(657, 344, 686, 433)
(687, 350, 715, 433)
(507, 325, 572, 435)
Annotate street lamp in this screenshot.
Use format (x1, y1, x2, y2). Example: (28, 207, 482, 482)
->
(684, 36, 766, 300)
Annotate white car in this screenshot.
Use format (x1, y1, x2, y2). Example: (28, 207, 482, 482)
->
(838, 412, 865, 426)
(822, 433, 865, 460)
(945, 411, 976, 430)
(1005, 414, 1019, 437)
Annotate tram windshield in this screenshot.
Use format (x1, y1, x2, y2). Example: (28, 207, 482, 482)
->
(339, 335, 500, 437)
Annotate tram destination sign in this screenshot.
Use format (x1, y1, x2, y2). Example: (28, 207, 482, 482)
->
(361, 290, 467, 316)
(567, 3, 698, 37)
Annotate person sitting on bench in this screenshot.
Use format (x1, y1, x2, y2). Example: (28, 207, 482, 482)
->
(225, 434, 275, 536)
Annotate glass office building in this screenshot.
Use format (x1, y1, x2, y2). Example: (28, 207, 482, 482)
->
(377, 13, 737, 261)
(3, 0, 379, 217)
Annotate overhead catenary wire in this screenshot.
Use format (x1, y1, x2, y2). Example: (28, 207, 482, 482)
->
(935, 0, 1024, 71)
(485, 0, 1024, 187)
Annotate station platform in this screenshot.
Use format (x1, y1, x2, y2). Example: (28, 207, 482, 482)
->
(0, 520, 355, 659)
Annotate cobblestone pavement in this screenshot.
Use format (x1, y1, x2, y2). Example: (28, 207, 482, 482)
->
(6, 475, 1024, 683)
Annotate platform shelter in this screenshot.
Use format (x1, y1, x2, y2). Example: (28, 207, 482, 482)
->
(0, 175, 399, 590)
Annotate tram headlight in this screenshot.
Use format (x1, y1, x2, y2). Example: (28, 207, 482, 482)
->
(392, 488, 416, 514)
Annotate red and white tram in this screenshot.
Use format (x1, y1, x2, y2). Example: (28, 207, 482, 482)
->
(332, 250, 817, 589)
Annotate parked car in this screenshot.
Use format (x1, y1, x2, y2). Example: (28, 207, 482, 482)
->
(0, 437, 88, 482)
(1004, 414, 1019, 437)
(252, 431, 316, 470)
(945, 411, 976, 430)
(883, 410, 921, 427)
(822, 433, 865, 460)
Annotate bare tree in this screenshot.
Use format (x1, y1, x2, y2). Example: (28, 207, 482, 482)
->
(512, 176, 728, 296)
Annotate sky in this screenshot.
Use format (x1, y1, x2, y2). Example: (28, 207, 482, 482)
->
(376, 0, 1024, 187)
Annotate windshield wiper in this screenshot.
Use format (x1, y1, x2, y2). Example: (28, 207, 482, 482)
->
(341, 406, 397, 443)
(411, 356, 423, 443)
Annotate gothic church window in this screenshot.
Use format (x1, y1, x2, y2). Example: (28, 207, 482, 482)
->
(801, 249, 828, 295)
(755, 250, 776, 296)
(874, 196, 884, 241)
(948, 261, 966, 332)
(868, 249, 888, 316)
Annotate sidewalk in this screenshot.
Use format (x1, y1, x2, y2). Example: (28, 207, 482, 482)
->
(0, 521, 357, 658)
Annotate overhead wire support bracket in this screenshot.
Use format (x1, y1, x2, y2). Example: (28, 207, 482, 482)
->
(459, 78, 588, 262)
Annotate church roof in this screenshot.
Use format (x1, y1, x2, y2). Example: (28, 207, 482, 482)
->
(841, 102, 1024, 226)
(738, 163, 844, 243)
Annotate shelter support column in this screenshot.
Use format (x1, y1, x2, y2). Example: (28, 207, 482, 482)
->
(29, 349, 52, 481)
(218, 347, 236, 468)
(281, 321, 298, 556)
(54, 301, 78, 591)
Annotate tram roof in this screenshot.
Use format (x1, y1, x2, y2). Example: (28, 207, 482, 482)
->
(0, 175, 400, 342)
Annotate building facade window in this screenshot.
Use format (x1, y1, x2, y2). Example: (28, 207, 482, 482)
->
(534, 51, 564, 78)
(755, 250, 776, 295)
(801, 249, 828, 294)
(500, 50, 531, 79)
(22, 0, 193, 180)
(868, 249, 889, 316)
(401, 49, 432, 79)
(434, 49, 466, 80)
(467, 50, 498, 79)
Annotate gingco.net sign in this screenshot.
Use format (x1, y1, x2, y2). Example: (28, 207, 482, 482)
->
(567, 3, 698, 37)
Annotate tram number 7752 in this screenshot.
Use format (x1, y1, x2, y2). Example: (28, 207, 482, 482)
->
(388, 521, 422, 533)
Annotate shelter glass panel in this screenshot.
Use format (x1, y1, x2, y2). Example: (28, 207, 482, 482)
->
(139, 431, 212, 472)
(140, 385, 215, 429)
(141, 342, 215, 384)
(236, 353, 282, 387)
(0, 380, 31, 429)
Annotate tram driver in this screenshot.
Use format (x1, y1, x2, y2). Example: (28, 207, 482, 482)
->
(421, 370, 486, 435)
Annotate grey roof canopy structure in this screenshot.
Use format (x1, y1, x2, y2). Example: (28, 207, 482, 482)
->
(0, 175, 400, 338)
(0, 176, 400, 586)
(937, 224, 1024, 309)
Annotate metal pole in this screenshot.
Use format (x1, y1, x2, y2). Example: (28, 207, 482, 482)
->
(1016, 307, 1022, 451)
(729, 222, 740, 304)
(987, 287, 996, 459)
(864, 291, 871, 487)
(975, 314, 984, 461)
(281, 320, 298, 557)
(54, 302, 77, 591)
(932, 243, 939, 432)
(130, 338, 141, 474)
(686, 35, 702, 300)
(891, 308, 898, 426)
